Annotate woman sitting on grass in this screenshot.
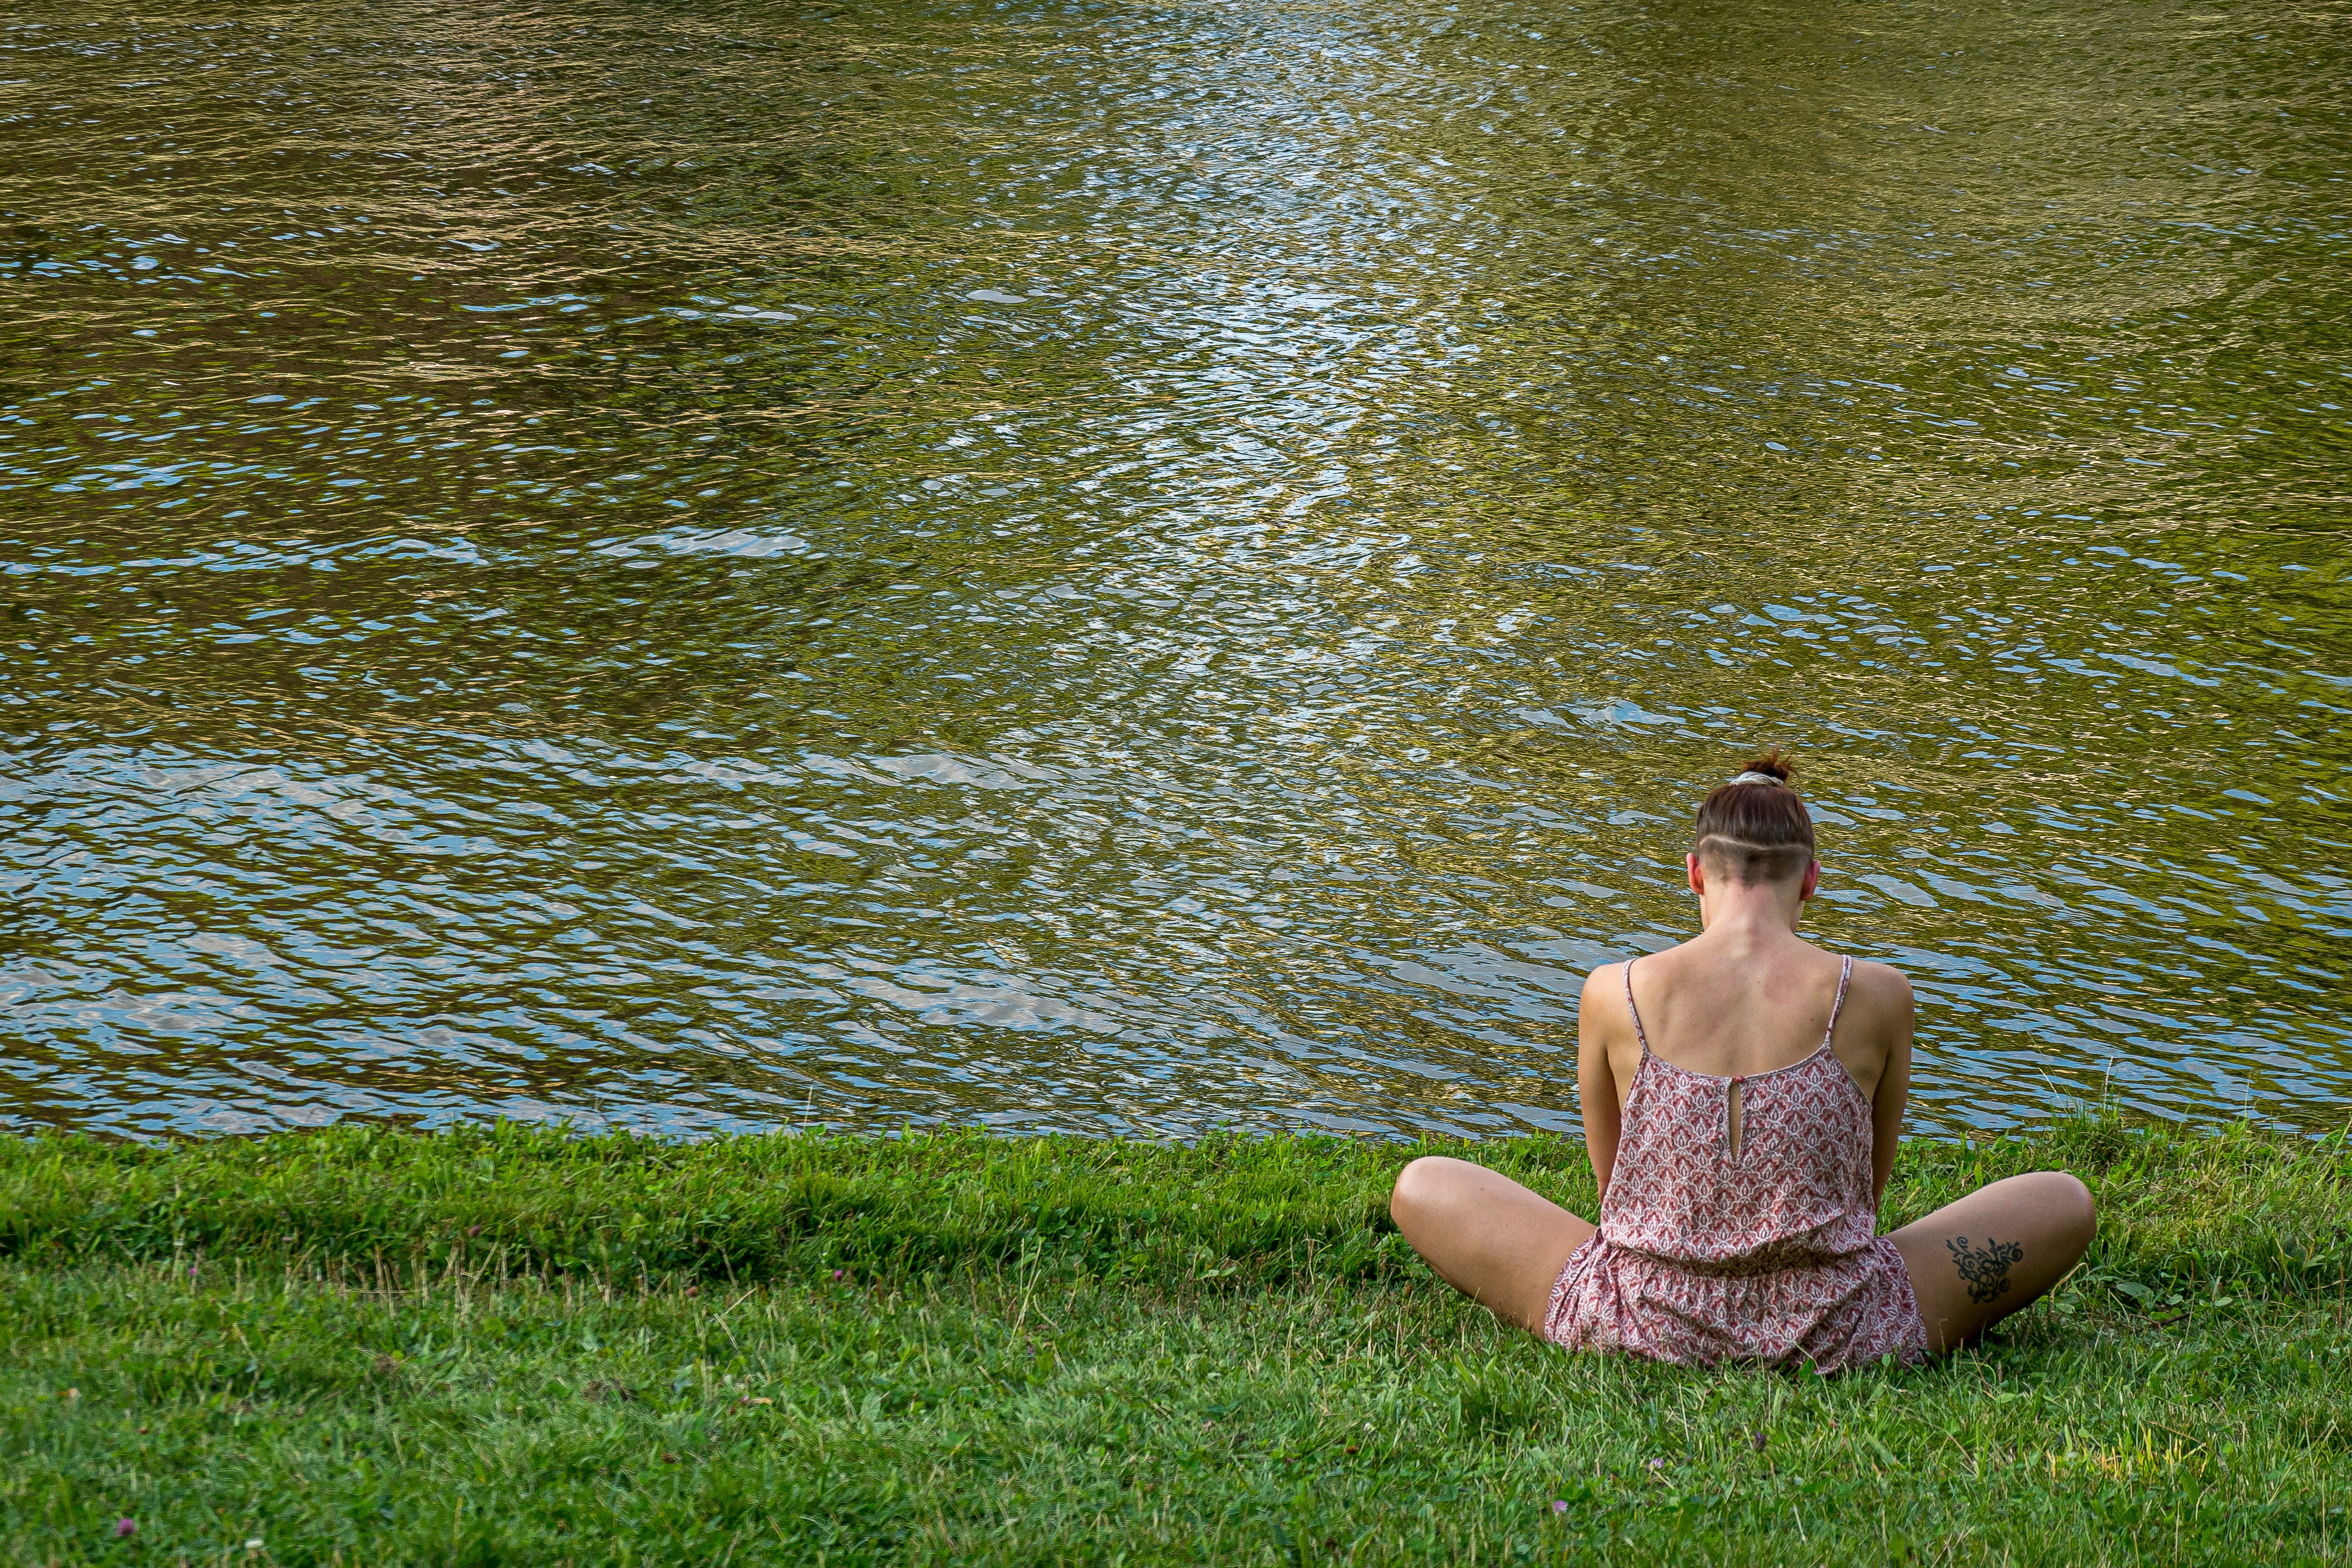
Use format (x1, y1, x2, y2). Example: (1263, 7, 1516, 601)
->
(1391, 752, 2095, 1371)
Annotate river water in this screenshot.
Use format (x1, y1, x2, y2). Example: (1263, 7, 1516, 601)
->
(3, 0, 2347, 1142)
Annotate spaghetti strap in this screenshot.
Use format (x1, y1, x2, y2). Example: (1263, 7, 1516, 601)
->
(1622, 957, 1653, 1057)
(1821, 955, 1854, 1050)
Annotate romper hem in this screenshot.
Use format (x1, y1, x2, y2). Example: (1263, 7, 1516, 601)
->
(1544, 1234, 1928, 1374)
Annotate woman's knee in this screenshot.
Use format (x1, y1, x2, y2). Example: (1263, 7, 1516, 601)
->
(2046, 1170, 2096, 1250)
(2000, 1169, 2095, 1257)
(1389, 1156, 1450, 1228)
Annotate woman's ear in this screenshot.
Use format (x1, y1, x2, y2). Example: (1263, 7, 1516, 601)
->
(1800, 860, 1822, 901)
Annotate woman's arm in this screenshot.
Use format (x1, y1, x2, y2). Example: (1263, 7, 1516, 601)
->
(1869, 968, 1915, 1207)
(1577, 965, 1626, 1203)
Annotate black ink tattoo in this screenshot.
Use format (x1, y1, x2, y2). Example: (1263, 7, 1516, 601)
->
(1946, 1235, 2025, 1304)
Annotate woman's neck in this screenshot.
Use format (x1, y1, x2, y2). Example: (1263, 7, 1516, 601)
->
(1696, 880, 1807, 942)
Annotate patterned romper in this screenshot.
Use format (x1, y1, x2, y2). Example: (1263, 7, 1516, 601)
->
(1543, 955, 1928, 1372)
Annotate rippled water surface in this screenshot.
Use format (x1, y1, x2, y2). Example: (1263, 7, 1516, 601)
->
(4, 0, 2348, 1140)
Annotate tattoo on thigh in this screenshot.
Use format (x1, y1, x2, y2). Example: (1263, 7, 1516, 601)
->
(1946, 1236, 2025, 1305)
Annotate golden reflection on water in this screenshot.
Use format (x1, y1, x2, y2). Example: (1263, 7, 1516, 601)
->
(0, 0, 2346, 1139)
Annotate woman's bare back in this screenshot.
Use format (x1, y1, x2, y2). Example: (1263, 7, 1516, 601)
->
(1603, 934, 1911, 1105)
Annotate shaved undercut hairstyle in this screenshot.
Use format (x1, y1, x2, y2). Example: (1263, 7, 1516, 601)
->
(1693, 750, 1816, 884)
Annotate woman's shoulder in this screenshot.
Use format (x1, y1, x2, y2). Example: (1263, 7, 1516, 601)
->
(1577, 956, 1631, 1000)
(1575, 950, 1665, 1019)
(1835, 954, 1914, 1022)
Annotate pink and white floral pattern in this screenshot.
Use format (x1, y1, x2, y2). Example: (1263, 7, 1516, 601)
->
(1543, 955, 1928, 1373)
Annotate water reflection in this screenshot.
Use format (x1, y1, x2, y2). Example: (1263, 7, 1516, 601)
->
(1, 0, 2346, 1140)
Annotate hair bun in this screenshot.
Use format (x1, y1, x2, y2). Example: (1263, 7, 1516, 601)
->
(1696, 748, 1815, 882)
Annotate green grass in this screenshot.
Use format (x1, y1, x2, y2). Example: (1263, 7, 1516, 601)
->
(2, 1117, 2348, 1564)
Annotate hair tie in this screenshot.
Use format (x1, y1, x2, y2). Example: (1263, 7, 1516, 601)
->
(1726, 770, 1784, 787)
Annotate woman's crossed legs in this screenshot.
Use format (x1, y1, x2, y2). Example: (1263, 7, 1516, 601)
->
(1388, 1159, 2096, 1354)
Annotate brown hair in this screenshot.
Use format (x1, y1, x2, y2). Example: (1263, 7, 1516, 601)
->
(1693, 749, 1816, 884)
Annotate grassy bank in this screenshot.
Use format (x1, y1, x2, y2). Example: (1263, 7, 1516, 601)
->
(3, 1118, 2347, 1564)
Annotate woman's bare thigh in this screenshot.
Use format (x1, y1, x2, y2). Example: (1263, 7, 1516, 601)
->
(1389, 1157, 1596, 1333)
(1888, 1171, 2096, 1354)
